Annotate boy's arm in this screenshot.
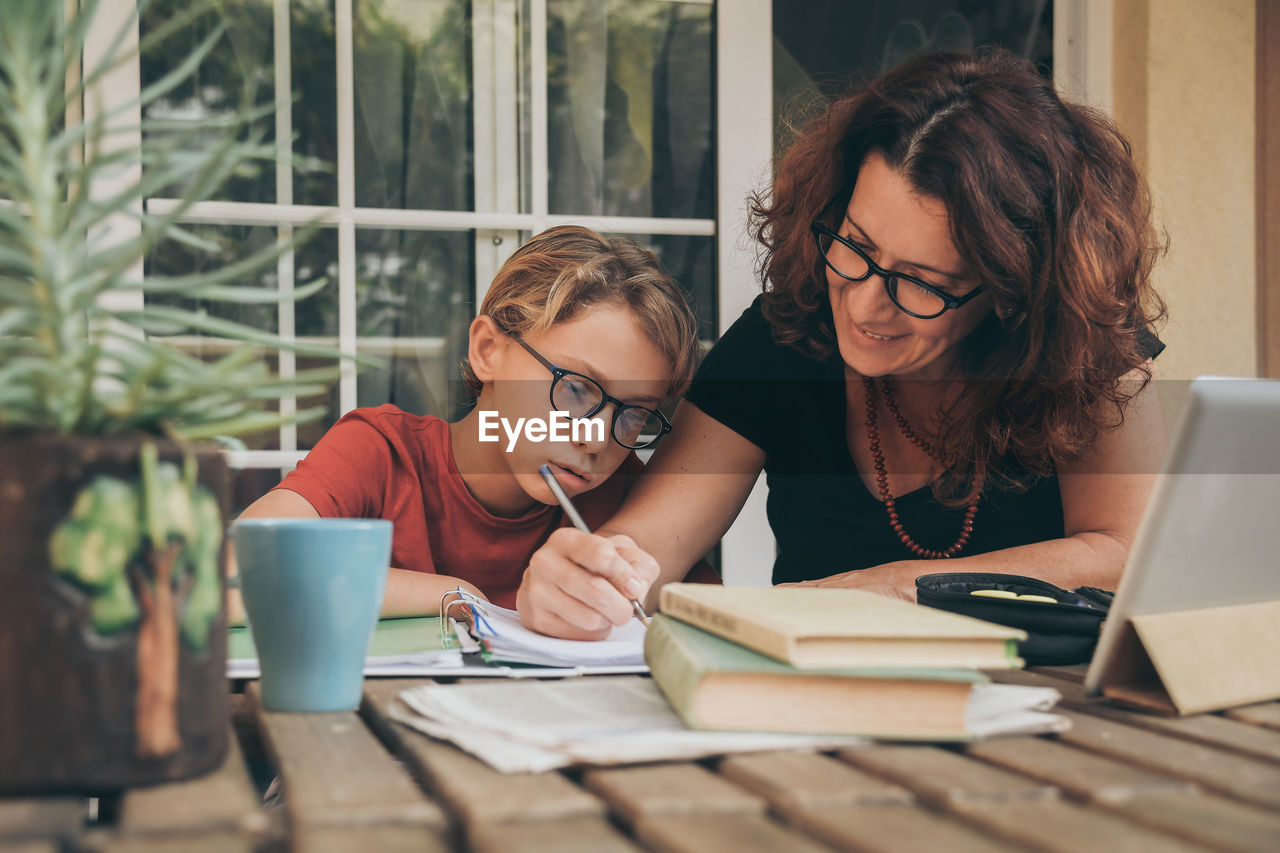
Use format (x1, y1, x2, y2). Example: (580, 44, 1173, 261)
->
(382, 569, 486, 617)
(227, 489, 486, 624)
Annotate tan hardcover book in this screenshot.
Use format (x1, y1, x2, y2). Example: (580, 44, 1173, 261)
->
(644, 616, 1063, 739)
(658, 584, 1024, 669)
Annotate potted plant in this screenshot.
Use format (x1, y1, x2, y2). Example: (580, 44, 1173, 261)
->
(0, 0, 354, 790)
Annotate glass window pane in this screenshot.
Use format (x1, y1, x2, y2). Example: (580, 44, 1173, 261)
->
(146, 224, 343, 452)
(295, 347, 343, 449)
(293, 229, 340, 338)
(292, 0, 339, 206)
(143, 224, 286, 452)
(638, 234, 716, 343)
(231, 467, 288, 516)
(352, 0, 474, 211)
(291, 229, 342, 448)
(354, 229, 475, 420)
(140, 0, 277, 204)
(547, 0, 714, 219)
(144, 223, 280, 331)
(773, 1, 1053, 144)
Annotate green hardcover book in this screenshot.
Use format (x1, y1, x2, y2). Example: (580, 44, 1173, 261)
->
(645, 614, 997, 739)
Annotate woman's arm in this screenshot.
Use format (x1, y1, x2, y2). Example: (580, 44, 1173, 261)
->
(517, 401, 766, 639)
(788, 365, 1168, 599)
(228, 488, 486, 623)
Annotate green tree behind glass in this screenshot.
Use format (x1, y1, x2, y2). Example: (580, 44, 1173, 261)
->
(140, 0, 474, 422)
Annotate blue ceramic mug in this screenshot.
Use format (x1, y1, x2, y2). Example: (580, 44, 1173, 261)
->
(230, 518, 392, 712)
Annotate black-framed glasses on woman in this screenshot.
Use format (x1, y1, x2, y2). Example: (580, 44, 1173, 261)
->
(810, 220, 984, 319)
(506, 334, 673, 450)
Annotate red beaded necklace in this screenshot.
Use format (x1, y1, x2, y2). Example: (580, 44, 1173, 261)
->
(862, 376, 979, 559)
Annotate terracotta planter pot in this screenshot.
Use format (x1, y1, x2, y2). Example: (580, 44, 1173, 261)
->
(0, 435, 230, 792)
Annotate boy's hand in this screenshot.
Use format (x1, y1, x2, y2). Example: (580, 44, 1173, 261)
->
(517, 527, 659, 640)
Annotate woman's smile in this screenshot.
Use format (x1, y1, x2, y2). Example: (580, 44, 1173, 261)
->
(853, 323, 907, 344)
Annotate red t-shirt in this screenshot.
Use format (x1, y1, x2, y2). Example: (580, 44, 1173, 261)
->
(274, 404, 648, 608)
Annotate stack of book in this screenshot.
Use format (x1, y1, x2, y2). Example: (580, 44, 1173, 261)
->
(645, 584, 1068, 740)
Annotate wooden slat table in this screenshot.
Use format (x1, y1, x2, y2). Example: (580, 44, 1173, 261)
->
(3, 669, 1280, 852)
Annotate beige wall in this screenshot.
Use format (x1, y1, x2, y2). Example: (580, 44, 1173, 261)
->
(1112, 0, 1258, 392)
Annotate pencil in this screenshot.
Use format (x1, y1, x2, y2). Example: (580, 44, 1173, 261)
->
(538, 464, 650, 626)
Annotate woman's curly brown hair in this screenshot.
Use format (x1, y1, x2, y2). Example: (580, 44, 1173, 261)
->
(751, 49, 1167, 504)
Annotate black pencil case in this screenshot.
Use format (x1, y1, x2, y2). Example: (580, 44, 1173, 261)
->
(914, 572, 1113, 666)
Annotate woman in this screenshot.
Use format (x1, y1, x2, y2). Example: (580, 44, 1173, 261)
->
(516, 50, 1168, 640)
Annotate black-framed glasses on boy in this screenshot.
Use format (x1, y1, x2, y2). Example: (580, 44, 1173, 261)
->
(506, 334, 673, 450)
(810, 220, 984, 319)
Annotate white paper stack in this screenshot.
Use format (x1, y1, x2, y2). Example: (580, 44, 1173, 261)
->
(391, 675, 865, 773)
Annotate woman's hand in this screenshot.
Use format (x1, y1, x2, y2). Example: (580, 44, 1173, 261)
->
(517, 527, 659, 640)
(778, 561, 921, 601)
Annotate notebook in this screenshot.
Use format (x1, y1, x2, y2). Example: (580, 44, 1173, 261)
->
(226, 606, 648, 678)
(226, 615, 472, 678)
(462, 596, 648, 670)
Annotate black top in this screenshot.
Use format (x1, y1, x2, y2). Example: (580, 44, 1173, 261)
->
(685, 297, 1165, 584)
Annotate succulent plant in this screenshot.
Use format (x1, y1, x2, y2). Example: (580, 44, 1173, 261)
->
(0, 0, 359, 441)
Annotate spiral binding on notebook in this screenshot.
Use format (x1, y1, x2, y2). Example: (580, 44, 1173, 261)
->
(438, 587, 494, 649)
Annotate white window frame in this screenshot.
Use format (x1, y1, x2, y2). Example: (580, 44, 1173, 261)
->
(715, 0, 774, 586)
(1054, 0, 1114, 113)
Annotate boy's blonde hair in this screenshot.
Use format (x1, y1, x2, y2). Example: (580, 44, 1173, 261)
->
(462, 225, 700, 399)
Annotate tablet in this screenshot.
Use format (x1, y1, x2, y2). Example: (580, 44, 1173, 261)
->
(1084, 376, 1280, 696)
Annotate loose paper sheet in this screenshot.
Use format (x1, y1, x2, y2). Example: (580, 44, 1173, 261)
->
(391, 675, 865, 773)
(965, 682, 1071, 738)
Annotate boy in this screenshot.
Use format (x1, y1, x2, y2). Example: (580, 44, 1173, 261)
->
(234, 226, 708, 622)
